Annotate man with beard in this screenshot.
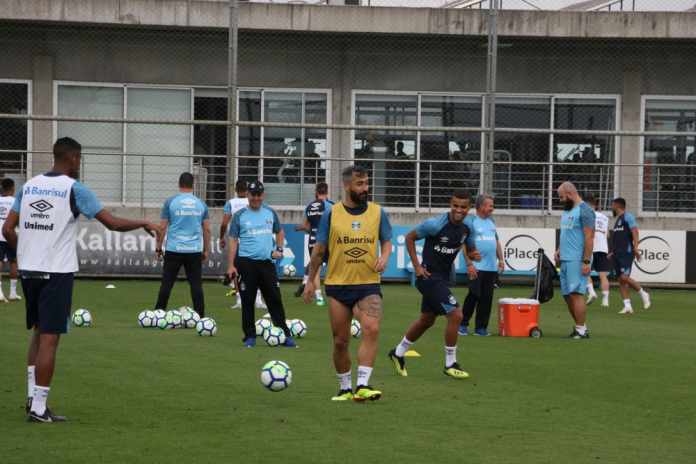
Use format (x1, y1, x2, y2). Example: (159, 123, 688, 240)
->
(303, 165, 392, 402)
(555, 181, 595, 339)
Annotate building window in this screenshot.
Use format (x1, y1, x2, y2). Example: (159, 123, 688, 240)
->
(643, 99, 696, 213)
(0, 81, 30, 184)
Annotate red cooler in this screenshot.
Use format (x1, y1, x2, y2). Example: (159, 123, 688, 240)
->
(498, 298, 542, 338)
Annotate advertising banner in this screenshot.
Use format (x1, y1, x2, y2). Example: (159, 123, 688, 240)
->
(629, 230, 686, 283)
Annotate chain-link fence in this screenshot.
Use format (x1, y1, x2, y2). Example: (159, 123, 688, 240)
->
(1, 0, 696, 216)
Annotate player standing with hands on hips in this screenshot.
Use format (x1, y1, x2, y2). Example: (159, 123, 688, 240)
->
(304, 165, 393, 402)
(3, 137, 162, 422)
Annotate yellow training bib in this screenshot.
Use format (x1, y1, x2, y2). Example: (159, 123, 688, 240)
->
(325, 202, 381, 285)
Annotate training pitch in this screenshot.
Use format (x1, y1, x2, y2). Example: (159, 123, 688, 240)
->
(0, 281, 694, 464)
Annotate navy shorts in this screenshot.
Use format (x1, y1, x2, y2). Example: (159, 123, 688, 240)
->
(0, 241, 16, 262)
(325, 284, 381, 310)
(416, 278, 459, 316)
(613, 252, 634, 277)
(22, 272, 74, 334)
(592, 252, 610, 273)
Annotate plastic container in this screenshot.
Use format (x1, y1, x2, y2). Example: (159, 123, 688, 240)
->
(498, 298, 542, 338)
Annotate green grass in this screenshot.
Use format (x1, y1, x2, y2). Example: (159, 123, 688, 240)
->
(1, 281, 695, 464)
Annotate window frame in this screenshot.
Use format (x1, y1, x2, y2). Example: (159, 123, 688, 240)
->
(0, 78, 33, 180)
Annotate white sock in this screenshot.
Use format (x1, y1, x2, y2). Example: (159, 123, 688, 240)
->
(356, 366, 373, 387)
(445, 346, 457, 367)
(337, 370, 352, 391)
(587, 282, 596, 294)
(302, 275, 309, 284)
(575, 324, 588, 336)
(31, 385, 50, 415)
(602, 290, 609, 299)
(623, 299, 632, 309)
(639, 288, 649, 298)
(27, 366, 35, 398)
(315, 289, 323, 300)
(255, 291, 263, 304)
(235, 293, 241, 305)
(0, 277, 4, 299)
(10, 279, 17, 296)
(394, 337, 412, 357)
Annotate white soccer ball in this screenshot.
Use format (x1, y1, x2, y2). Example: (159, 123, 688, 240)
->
(178, 305, 193, 313)
(260, 360, 293, 392)
(196, 317, 217, 336)
(138, 310, 156, 328)
(282, 264, 297, 277)
(181, 308, 200, 329)
(72, 309, 92, 327)
(256, 318, 273, 337)
(153, 309, 167, 329)
(164, 310, 183, 329)
(263, 326, 286, 346)
(351, 319, 362, 338)
(288, 319, 308, 338)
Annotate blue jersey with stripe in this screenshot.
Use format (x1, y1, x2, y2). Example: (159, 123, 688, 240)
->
(464, 215, 499, 272)
(161, 193, 209, 253)
(560, 202, 595, 262)
(415, 213, 470, 278)
(229, 205, 281, 260)
(305, 199, 333, 249)
(611, 212, 638, 254)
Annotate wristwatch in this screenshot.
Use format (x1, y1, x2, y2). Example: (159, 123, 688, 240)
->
(583, 259, 591, 265)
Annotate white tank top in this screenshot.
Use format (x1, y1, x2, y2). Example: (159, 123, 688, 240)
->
(18, 174, 79, 273)
(593, 211, 609, 254)
(227, 197, 249, 215)
(0, 195, 15, 242)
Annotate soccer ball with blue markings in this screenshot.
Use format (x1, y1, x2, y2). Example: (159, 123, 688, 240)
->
(164, 310, 183, 329)
(180, 308, 200, 329)
(260, 360, 292, 392)
(72, 309, 92, 327)
(263, 326, 286, 346)
(196, 317, 218, 336)
(351, 319, 361, 338)
(282, 264, 297, 277)
(288, 319, 308, 338)
(153, 309, 167, 329)
(256, 318, 273, 337)
(138, 310, 156, 328)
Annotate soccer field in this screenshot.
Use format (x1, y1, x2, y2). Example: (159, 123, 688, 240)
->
(1, 280, 694, 464)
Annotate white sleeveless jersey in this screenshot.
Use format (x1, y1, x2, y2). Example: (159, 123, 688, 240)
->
(17, 174, 79, 273)
(593, 211, 609, 254)
(227, 197, 248, 215)
(0, 195, 15, 242)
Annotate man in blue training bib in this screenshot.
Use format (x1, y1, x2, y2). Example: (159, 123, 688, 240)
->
(556, 181, 594, 340)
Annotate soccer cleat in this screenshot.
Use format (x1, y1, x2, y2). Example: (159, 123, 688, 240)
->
(331, 389, 354, 401)
(315, 298, 326, 307)
(641, 291, 651, 310)
(353, 385, 382, 402)
(444, 362, 470, 379)
(474, 328, 490, 337)
(255, 300, 268, 310)
(243, 337, 256, 348)
(230, 301, 241, 310)
(28, 408, 67, 423)
(25, 398, 32, 414)
(294, 284, 305, 298)
(586, 293, 597, 305)
(569, 329, 590, 340)
(0, 295, 8, 303)
(282, 337, 297, 348)
(387, 348, 408, 377)
(457, 325, 469, 336)
(601, 299, 609, 308)
(618, 307, 634, 315)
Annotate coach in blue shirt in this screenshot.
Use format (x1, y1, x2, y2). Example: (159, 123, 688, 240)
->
(154, 172, 210, 317)
(226, 181, 295, 348)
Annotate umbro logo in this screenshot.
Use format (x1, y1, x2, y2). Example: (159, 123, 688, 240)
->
(440, 236, 449, 243)
(344, 247, 367, 259)
(351, 221, 361, 231)
(29, 200, 53, 213)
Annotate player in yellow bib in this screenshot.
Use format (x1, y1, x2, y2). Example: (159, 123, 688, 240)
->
(304, 165, 393, 402)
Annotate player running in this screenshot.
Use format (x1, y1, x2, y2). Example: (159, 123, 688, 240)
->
(303, 165, 392, 402)
(610, 197, 651, 314)
(219, 180, 266, 310)
(294, 182, 333, 306)
(585, 194, 610, 307)
(0, 178, 21, 302)
(2, 137, 161, 422)
(388, 191, 478, 380)
(555, 182, 594, 340)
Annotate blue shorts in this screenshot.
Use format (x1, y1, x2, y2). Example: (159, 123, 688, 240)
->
(325, 284, 381, 311)
(416, 278, 459, 315)
(0, 241, 16, 262)
(21, 272, 74, 334)
(560, 261, 587, 296)
(613, 252, 633, 277)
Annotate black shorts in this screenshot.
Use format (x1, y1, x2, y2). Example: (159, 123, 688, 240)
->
(416, 278, 459, 316)
(592, 252, 610, 273)
(613, 252, 634, 277)
(22, 272, 74, 334)
(0, 241, 16, 262)
(325, 284, 381, 310)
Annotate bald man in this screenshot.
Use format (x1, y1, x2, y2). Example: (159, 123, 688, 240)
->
(555, 182, 594, 339)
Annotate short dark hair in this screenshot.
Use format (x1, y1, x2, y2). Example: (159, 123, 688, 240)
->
(53, 137, 82, 159)
(1, 178, 15, 193)
(316, 182, 328, 195)
(342, 165, 368, 183)
(179, 172, 194, 189)
(612, 197, 626, 209)
(452, 191, 471, 202)
(235, 180, 248, 194)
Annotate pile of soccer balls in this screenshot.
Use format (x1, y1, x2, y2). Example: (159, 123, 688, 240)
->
(255, 317, 307, 347)
(137, 306, 217, 336)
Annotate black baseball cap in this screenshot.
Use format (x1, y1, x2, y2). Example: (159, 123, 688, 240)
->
(248, 180, 264, 194)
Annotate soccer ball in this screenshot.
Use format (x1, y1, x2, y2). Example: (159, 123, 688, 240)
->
(282, 264, 297, 277)
(260, 360, 292, 392)
(138, 310, 156, 328)
(178, 305, 193, 313)
(288, 319, 308, 338)
(181, 308, 200, 329)
(351, 319, 362, 338)
(164, 310, 183, 329)
(196, 317, 217, 336)
(153, 309, 167, 329)
(256, 318, 273, 337)
(72, 309, 92, 327)
(263, 326, 286, 346)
